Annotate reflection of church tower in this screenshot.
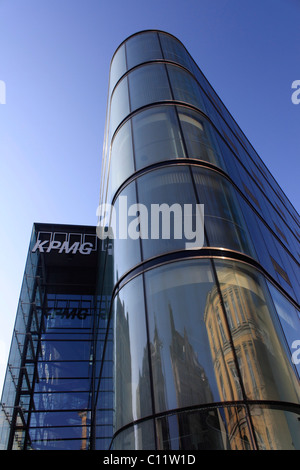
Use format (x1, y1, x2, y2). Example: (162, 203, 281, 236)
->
(151, 318, 168, 411)
(168, 304, 214, 450)
(136, 345, 158, 449)
(150, 316, 170, 449)
(169, 304, 213, 407)
(115, 295, 133, 431)
(204, 270, 295, 450)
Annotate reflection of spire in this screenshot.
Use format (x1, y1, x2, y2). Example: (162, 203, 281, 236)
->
(151, 313, 167, 412)
(150, 313, 170, 449)
(115, 294, 133, 429)
(168, 304, 213, 407)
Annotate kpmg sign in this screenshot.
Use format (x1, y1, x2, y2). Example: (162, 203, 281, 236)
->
(32, 231, 97, 255)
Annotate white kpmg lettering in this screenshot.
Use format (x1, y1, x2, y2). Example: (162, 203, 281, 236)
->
(32, 240, 93, 255)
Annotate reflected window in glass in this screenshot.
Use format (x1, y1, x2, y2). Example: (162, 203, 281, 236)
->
(215, 259, 300, 404)
(249, 404, 300, 450)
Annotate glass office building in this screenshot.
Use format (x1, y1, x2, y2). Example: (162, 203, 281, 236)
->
(1, 30, 300, 450)
(0, 223, 113, 450)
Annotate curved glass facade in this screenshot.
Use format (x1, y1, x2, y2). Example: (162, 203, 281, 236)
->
(109, 258, 300, 450)
(1, 30, 298, 451)
(98, 30, 300, 451)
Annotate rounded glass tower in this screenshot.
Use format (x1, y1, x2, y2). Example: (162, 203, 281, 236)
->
(98, 30, 300, 450)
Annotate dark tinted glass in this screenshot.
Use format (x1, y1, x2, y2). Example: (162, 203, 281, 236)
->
(156, 406, 253, 450)
(113, 275, 152, 430)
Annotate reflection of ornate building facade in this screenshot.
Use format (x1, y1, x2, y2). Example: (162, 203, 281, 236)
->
(1, 31, 300, 450)
(204, 267, 298, 449)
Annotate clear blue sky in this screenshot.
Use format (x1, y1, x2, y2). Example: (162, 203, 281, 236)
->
(0, 0, 299, 392)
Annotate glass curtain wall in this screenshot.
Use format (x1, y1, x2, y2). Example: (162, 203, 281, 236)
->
(0, 226, 100, 451)
(0, 228, 44, 450)
(98, 30, 300, 450)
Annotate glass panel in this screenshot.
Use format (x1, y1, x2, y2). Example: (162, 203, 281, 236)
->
(110, 43, 127, 92)
(28, 411, 91, 450)
(249, 404, 300, 450)
(128, 64, 171, 111)
(112, 181, 142, 282)
(113, 275, 152, 431)
(126, 32, 162, 70)
(267, 282, 300, 376)
(156, 406, 253, 450)
(112, 419, 155, 450)
(40, 340, 91, 361)
(33, 392, 90, 411)
(37, 361, 90, 378)
(135, 166, 203, 260)
(145, 259, 241, 415)
(110, 76, 130, 133)
(159, 32, 193, 71)
(132, 105, 185, 170)
(192, 167, 255, 257)
(35, 377, 90, 393)
(215, 260, 300, 404)
(177, 106, 223, 167)
(167, 64, 206, 113)
(109, 119, 134, 199)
